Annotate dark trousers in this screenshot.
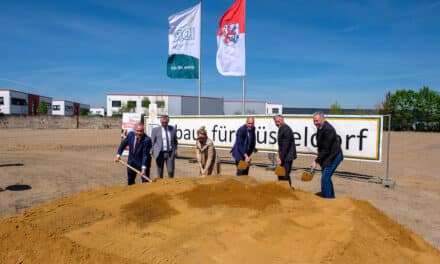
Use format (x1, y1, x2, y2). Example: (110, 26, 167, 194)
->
(279, 160, 293, 187)
(127, 163, 150, 185)
(235, 160, 250, 176)
(156, 151, 175, 178)
(321, 152, 343, 198)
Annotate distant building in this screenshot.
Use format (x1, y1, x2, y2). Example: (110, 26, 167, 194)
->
(52, 100, 90, 116)
(106, 94, 224, 117)
(89, 107, 106, 116)
(223, 100, 282, 115)
(0, 89, 52, 115)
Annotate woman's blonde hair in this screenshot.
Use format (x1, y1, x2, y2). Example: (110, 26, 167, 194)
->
(197, 126, 207, 136)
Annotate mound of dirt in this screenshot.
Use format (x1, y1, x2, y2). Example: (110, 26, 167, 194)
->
(1, 176, 439, 263)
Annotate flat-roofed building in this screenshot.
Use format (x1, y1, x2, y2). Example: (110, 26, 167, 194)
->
(0, 88, 52, 115)
(106, 93, 224, 117)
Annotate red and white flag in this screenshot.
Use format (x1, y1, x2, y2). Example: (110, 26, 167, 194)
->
(216, 0, 246, 76)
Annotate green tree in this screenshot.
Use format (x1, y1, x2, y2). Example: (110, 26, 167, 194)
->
(37, 101, 48, 114)
(329, 101, 342, 115)
(389, 89, 418, 130)
(80, 108, 89, 116)
(116, 102, 136, 115)
(141, 97, 150, 108)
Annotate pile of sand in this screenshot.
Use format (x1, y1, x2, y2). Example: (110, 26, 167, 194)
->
(1, 176, 439, 263)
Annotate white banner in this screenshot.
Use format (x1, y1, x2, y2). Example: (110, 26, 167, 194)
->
(146, 115, 383, 162)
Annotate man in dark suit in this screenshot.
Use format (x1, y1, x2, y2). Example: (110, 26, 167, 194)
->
(115, 123, 152, 185)
(231, 116, 257, 176)
(151, 115, 178, 178)
(274, 115, 297, 188)
(311, 112, 343, 198)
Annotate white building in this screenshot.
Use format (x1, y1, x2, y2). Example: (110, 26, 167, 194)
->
(223, 100, 283, 115)
(89, 107, 106, 116)
(0, 89, 52, 115)
(52, 100, 89, 116)
(106, 94, 224, 117)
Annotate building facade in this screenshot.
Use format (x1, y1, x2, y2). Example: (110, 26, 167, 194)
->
(106, 94, 224, 117)
(223, 100, 283, 115)
(0, 89, 52, 115)
(52, 100, 90, 116)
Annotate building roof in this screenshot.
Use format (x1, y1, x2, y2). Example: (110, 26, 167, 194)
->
(107, 93, 222, 100)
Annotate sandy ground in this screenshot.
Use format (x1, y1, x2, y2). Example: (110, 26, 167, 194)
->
(0, 128, 439, 263)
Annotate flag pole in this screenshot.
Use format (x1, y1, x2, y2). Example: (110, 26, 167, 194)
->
(242, 76, 246, 114)
(198, 0, 202, 116)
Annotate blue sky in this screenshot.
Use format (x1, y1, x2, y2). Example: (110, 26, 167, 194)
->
(1, 0, 439, 109)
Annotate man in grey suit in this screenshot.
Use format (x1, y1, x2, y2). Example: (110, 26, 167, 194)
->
(151, 115, 178, 178)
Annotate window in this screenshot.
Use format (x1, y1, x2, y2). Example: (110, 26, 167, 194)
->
(65, 105, 73, 111)
(112, 100, 121, 107)
(272, 108, 279, 114)
(53, 105, 61, 111)
(127, 101, 136, 108)
(0, 97, 4, 105)
(11, 97, 27, 106)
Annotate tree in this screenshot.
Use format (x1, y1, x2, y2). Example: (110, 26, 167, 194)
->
(329, 101, 342, 115)
(80, 108, 89, 116)
(116, 102, 136, 115)
(380, 87, 439, 131)
(37, 101, 48, 114)
(141, 97, 150, 108)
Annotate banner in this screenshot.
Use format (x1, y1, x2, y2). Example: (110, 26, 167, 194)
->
(167, 3, 201, 79)
(147, 115, 384, 162)
(216, 0, 246, 76)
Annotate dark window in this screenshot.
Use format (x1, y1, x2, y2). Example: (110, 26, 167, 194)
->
(65, 105, 73, 111)
(272, 108, 279, 114)
(127, 101, 136, 108)
(0, 97, 4, 105)
(53, 105, 61, 110)
(11, 97, 27, 106)
(112, 100, 121, 107)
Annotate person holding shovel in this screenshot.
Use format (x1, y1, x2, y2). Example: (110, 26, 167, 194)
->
(115, 123, 152, 185)
(274, 115, 297, 189)
(195, 126, 220, 176)
(310, 112, 343, 198)
(231, 116, 257, 176)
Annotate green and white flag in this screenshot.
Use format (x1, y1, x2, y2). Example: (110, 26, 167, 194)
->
(167, 3, 201, 79)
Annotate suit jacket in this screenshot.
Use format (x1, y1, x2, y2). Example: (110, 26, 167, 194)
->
(231, 124, 256, 162)
(196, 138, 220, 175)
(277, 124, 297, 162)
(117, 132, 152, 170)
(316, 121, 343, 168)
(151, 125, 178, 159)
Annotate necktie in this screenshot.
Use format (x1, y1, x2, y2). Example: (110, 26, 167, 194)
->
(165, 127, 170, 151)
(134, 137, 139, 152)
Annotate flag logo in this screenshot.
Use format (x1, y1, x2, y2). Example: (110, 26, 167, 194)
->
(221, 23, 240, 46)
(172, 27, 195, 50)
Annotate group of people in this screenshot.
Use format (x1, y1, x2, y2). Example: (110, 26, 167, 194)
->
(115, 112, 343, 199)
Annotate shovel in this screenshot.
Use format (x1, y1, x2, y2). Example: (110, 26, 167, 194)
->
(237, 152, 255, 170)
(274, 166, 286, 177)
(301, 167, 315, 182)
(117, 159, 152, 182)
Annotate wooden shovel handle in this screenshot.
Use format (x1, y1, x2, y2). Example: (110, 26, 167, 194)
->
(118, 159, 152, 182)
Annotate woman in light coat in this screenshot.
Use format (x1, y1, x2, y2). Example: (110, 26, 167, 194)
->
(195, 126, 220, 176)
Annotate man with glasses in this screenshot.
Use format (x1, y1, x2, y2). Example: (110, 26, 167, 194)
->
(231, 117, 257, 176)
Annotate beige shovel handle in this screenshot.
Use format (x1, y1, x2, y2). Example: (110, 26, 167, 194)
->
(118, 159, 152, 182)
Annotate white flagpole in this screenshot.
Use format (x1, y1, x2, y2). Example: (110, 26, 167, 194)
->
(242, 76, 246, 114)
(198, 0, 202, 116)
